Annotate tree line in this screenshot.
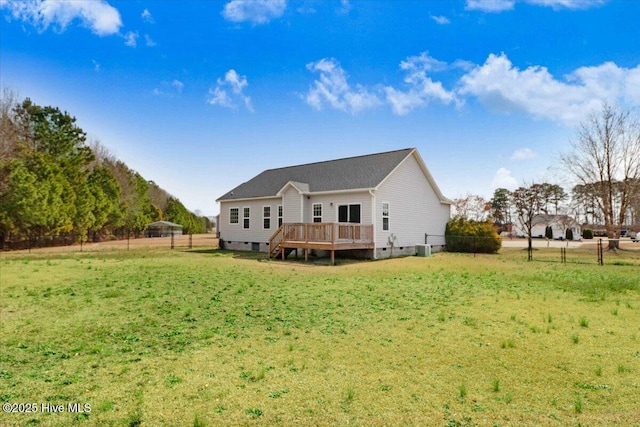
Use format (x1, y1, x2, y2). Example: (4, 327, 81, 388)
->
(453, 104, 640, 251)
(0, 91, 212, 249)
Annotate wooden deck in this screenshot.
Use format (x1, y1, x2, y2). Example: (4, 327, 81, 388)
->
(269, 223, 374, 265)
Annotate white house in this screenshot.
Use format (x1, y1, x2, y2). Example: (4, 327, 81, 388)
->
(514, 214, 581, 241)
(216, 148, 452, 262)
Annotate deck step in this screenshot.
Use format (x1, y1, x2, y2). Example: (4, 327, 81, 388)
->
(270, 245, 294, 260)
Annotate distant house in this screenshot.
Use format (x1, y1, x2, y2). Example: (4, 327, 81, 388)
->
(216, 148, 451, 262)
(146, 221, 183, 237)
(514, 214, 581, 240)
(582, 224, 607, 237)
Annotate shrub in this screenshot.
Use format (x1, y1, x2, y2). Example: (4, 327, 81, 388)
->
(445, 217, 502, 254)
(582, 228, 593, 239)
(545, 226, 553, 240)
(566, 228, 574, 240)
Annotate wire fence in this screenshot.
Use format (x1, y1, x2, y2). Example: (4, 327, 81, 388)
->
(425, 234, 640, 266)
(1, 233, 217, 253)
(527, 240, 604, 265)
(4, 231, 639, 266)
(526, 239, 640, 266)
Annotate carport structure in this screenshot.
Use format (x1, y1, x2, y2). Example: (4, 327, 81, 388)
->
(146, 221, 183, 237)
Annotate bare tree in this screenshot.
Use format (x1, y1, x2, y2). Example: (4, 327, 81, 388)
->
(452, 194, 490, 221)
(561, 103, 640, 250)
(629, 179, 640, 226)
(0, 87, 21, 162)
(512, 183, 544, 260)
(87, 139, 117, 168)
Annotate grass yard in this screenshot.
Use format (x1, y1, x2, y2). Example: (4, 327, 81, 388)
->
(1, 247, 639, 426)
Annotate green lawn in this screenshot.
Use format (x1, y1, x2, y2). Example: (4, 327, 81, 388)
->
(1, 248, 639, 426)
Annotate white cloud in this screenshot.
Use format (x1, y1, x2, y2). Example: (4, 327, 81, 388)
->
(141, 8, 154, 23)
(337, 0, 352, 15)
(570, 61, 640, 106)
(304, 58, 382, 114)
(222, 0, 286, 24)
(207, 70, 253, 112)
(153, 80, 185, 97)
(145, 34, 156, 47)
(207, 87, 233, 108)
(301, 51, 638, 124)
(491, 168, 518, 190)
(458, 53, 640, 125)
(466, 0, 515, 12)
(384, 52, 459, 115)
(92, 59, 100, 72)
(466, 0, 606, 12)
(430, 15, 450, 24)
(1, 0, 122, 35)
(452, 59, 476, 72)
(172, 80, 184, 93)
(526, 0, 606, 10)
(511, 148, 537, 160)
(124, 31, 138, 47)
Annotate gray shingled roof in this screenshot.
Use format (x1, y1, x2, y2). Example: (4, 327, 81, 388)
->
(217, 148, 414, 201)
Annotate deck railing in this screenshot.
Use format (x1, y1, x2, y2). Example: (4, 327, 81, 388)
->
(280, 223, 373, 244)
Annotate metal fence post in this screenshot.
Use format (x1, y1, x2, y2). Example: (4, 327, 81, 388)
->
(597, 239, 603, 265)
(473, 236, 476, 258)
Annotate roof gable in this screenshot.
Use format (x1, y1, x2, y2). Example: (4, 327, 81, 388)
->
(376, 149, 452, 205)
(277, 181, 310, 195)
(217, 148, 414, 201)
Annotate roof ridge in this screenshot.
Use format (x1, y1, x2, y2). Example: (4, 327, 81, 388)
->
(261, 147, 414, 173)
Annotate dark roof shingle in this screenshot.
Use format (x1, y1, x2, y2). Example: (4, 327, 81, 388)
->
(217, 148, 414, 201)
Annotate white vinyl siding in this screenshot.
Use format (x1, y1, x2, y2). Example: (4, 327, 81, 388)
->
(375, 153, 449, 249)
(218, 198, 282, 244)
(283, 186, 303, 223)
(305, 192, 372, 225)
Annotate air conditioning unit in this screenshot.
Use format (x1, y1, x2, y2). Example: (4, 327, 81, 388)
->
(415, 244, 431, 257)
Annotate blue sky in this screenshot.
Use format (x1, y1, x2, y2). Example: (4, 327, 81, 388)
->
(1, 0, 639, 216)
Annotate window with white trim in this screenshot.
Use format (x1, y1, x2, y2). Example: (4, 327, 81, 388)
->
(230, 207, 239, 224)
(382, 202, 389, 231)
(243, 207, 250, 229)
(278, 205, 283, 227)
(263, 206, 271, 229)
(313, 203, 322, 223)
